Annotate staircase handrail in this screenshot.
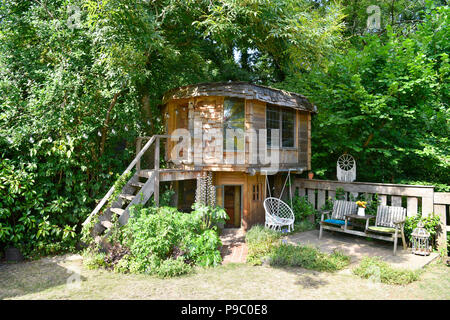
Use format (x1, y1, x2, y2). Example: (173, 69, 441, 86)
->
(82, 135, 157, 226)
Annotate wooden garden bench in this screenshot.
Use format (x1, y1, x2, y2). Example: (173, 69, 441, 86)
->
(319, 200, 357, 239)
(366, 205, 407, 255)
(320, 202, 407, 255)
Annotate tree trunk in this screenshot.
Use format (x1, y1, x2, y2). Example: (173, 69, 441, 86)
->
(99, 91, 122, 157)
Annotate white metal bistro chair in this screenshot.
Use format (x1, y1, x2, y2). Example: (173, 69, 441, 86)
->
(263, 197, 295, 232)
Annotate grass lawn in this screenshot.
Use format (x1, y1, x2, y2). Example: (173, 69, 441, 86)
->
(1, 254, 449, 300)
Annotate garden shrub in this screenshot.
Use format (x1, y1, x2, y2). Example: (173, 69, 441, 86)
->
(156, 257, 192, 278)
(291, 192, 316, 222)
(83, 203, 225, 278)
(292, 219, 316, 233)
(245, 225, 281, 265)
(353, 257, 421, 285)
(82, 248, 108, 270)
(404, 214, 441, 249)
(269, 243, 350, 272)
(0, 158, 78, 258)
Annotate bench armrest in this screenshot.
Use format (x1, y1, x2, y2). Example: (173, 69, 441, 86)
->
(393, 219, 405, 225)
(320, 211, 331, 221)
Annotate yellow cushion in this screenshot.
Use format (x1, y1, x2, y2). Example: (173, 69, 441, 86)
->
(367, 226, 396, 233)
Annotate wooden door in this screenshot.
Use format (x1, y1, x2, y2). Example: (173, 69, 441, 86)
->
(224, 185, 241, 228)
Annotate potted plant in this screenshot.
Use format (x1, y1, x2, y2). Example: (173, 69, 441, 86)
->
(308, 171, 314, 180)
(5, 245, 24, 262)
(356, 201, 367, 216)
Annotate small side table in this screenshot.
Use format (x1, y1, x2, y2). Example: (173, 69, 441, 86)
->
(344, 214, 375, 232)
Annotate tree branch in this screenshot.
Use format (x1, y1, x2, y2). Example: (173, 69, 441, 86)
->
(99, 90, 123, 157)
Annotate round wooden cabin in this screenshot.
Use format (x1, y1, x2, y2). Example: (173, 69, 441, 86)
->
(161, 81, 316, 230)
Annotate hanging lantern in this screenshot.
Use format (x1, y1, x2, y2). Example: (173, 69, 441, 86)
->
(411, 222, 431, 256)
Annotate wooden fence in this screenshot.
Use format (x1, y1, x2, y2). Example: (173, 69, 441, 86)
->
(293, 179, 450, 250)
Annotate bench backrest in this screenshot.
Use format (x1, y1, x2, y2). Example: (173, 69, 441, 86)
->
(332, 200, 357, 220)
(375, 205, 406, 228)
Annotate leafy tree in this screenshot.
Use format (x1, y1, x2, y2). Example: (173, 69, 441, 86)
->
(279, 5, 449, 185)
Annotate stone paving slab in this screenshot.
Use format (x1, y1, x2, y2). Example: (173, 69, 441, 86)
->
(220, 228, 248, 264)
(287, 230, 438, 270)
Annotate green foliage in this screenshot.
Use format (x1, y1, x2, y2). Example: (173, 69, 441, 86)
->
(292, 192, 316, 221)
(335, 188, 346, 200)
(404, 213, 441, 248)
(292, 219, 316, 233)
(269, 243, 350, 272)
(279, 5, 450, 188)
(0, 158, 77, 256)
(82, 248, 108, 270)
(108, 205, 223, 277)
(245, 225, 281, 265)
(154, 257, 193, 278)
(159, 188, 176, 207)
(353, 257, 421, 285)
(1, 0, 448, 258)
(191, 202, 228, 230)
(106, 171, 133, 210)
(184, 229, 223, 267)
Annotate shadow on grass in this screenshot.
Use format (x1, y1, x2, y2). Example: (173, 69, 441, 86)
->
(0, 255, 86, 299)
(289, 229, 413, 266)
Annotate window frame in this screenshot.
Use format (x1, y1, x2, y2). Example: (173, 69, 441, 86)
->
(223, 97, 246, 152)
(266, 104, 297, 149)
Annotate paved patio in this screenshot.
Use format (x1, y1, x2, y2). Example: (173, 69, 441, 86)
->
(287, 229, 439, 270)
(220, 228, 248, 264)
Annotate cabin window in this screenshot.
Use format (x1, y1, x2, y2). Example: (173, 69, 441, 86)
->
(252, 183, 262, 201)
(266, 105, 295, 148)
(223, 97, 245, 151)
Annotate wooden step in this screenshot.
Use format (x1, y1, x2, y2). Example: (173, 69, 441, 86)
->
(110, 208, 125, 216)
(131, 181, 145, 188)
(100, 220, 114, 229)
(138, 170, 153, 178)
(119, 194, 135, 201)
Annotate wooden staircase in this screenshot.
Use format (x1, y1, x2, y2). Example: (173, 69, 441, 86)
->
(82, 135, 203, 246)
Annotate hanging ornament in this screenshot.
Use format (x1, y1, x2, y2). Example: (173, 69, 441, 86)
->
(337, 154, 356, 182)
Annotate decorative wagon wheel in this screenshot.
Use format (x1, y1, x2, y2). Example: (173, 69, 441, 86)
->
(336, 154, 356, 182)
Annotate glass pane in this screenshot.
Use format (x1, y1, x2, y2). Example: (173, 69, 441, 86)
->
(223, 98, 245, 151)
(266, 105, 280, 146)
(282, 109, 295, 147)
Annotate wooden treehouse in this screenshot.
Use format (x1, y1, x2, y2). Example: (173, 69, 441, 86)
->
(84, 82, 316, 243)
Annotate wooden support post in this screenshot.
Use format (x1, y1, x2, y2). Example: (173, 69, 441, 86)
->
(154, 136, 160, 206)
(136, 137, 143, 172)
(406, 197, 418, 217)
(434, 204, 447, 252)
(422, 196, 434, 217)
(392, 196, 402, 207)
(328, 190, 336, 201)
(317, 190, 326, 210)
(307, 188, 316, 209)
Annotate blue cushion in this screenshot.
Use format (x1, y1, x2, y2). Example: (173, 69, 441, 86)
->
(323, 219, 351, 226)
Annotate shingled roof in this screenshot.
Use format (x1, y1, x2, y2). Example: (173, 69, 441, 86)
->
(162, 81, 317, 113)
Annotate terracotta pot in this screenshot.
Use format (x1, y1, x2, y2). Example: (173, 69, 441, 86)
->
(308, 172, 314, 180)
